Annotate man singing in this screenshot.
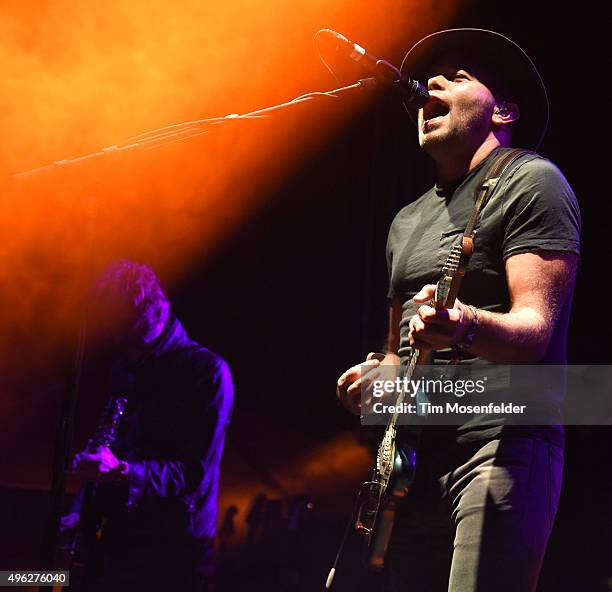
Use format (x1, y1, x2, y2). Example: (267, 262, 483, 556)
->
(336, 29, 580, 591)
(64, 259, 233, 591)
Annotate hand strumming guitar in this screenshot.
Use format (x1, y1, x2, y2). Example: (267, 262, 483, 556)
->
(336, 351, 400, 415)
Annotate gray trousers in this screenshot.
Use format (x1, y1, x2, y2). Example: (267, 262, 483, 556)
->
(386, 436, 563, 592)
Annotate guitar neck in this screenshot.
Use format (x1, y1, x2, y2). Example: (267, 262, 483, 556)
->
(384, 240, 471, 432)
(385, 344, 431, 430)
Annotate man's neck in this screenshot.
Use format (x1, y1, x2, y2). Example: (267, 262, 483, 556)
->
(435, 136, 502, 187)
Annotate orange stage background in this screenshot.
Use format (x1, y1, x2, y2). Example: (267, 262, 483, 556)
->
(0, 0, 462, 503)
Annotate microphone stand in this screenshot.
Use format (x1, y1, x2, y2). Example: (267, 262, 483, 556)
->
(13, 78, 378, 183)
(12, 77, 380, 577)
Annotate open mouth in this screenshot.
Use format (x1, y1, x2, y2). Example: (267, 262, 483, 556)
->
(422, 99, 450, 124)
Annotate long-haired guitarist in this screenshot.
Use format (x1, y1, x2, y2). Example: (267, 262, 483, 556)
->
(62, 259, 233, 591)
(336, 29, 580, 592)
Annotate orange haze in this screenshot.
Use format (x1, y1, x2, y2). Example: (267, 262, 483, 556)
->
(0, 0, 462, 486)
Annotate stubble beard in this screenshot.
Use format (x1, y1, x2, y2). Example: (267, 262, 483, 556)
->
(420, 110, 491, 163)
(419, 119, 463, 161)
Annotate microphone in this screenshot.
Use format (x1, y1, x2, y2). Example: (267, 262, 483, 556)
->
(315, 29, 429, 108)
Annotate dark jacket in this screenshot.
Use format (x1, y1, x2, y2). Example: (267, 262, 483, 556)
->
(96, 316, 233, 575)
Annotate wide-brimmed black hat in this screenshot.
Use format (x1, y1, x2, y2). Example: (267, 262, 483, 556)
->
(400, 28, 549, 150)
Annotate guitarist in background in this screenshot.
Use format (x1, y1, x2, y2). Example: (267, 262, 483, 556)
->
(62, 259, 233, 591)
(336, 30, 580, 591)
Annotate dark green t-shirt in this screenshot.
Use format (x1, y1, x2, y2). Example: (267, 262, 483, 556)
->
(386, 147, 581, 447)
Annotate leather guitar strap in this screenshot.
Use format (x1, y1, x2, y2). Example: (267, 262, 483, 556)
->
(465, 148, 532, 239)
(448, 148, 532, 364)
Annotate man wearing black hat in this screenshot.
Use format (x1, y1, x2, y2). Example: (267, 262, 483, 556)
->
(336, 30, 580, 591)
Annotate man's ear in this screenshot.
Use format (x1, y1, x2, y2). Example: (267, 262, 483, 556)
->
(492, 101, 520, 126)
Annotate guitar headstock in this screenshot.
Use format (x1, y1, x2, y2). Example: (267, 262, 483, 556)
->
(434, 236, 474, 309)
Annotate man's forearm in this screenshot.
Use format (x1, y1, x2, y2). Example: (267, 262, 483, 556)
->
(463, 306, 550, 364)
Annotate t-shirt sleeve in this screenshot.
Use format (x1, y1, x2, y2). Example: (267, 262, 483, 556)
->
(501, 156, 581, 260)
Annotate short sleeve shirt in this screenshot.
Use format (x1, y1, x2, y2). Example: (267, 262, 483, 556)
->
(386, 147, 581, 445)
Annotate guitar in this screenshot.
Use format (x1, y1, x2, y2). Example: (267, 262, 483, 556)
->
(355, 235, 475, 571)
(61, 395, 128, 591)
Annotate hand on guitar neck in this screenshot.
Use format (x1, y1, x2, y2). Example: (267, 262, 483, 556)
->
(408, 283, 475, 351)
(70, 445, 130, 486)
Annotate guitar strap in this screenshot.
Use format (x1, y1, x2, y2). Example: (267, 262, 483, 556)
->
(465, 148, 533, 240)
(447, 148, 532, 364)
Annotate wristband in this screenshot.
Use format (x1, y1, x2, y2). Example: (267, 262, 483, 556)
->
(459, 305, 479, 350)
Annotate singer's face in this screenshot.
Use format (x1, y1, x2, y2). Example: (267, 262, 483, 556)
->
(417, 62, 497, 155)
